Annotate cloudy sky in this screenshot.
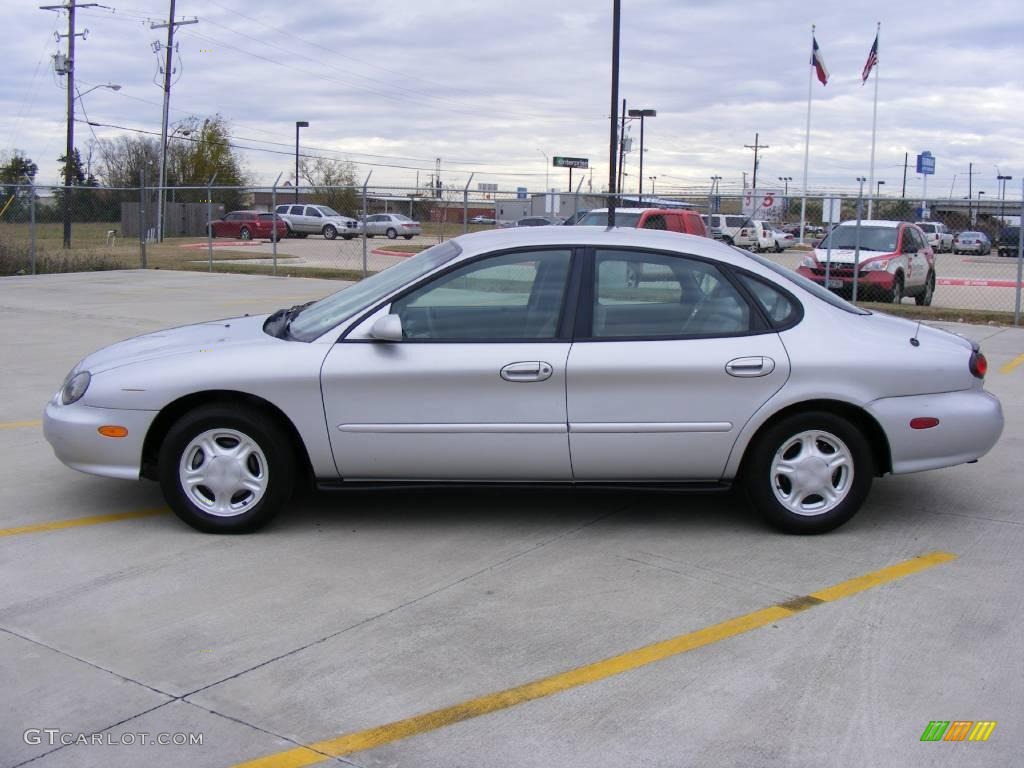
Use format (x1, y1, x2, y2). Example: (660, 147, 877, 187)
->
(3, 0, 1023, 199)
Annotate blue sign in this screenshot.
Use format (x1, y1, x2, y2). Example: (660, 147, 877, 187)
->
(916, 151, 936, 175)
(516, 187, 528, 200)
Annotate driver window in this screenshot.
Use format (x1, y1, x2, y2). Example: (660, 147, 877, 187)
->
(391, 250, 571, 340)
(592, 249, 751, 338)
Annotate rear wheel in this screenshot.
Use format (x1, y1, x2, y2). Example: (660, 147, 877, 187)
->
(239, 227, 252, 241)
(158, 404, 295, 533)
(915, 271, 935, 306)
(744, 411, 873, 534)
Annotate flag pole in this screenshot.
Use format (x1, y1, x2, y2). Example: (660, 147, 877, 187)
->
(799, 24, 815, 245)
(866, 21, 880, 219)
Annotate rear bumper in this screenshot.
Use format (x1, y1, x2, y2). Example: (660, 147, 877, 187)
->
(868, 389, 1003, 475)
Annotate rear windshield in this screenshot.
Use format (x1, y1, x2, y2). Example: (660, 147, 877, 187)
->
(959, 232, 983, 237)
(579, 211, 643, 227)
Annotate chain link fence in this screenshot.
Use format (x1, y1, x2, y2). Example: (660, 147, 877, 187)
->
(1, 182, 1021, 321)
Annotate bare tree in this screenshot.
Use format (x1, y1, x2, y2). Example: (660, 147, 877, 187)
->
(298, 156, 358, 216)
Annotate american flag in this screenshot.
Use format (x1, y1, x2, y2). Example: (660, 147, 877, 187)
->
(861, 33, 879, 84)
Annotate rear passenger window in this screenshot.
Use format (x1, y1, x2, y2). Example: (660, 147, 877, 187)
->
(592, 250, 752, 338)
(641, 215, 667, 230)
(736, 273, 799, 327)
(289, 205, 304, 215)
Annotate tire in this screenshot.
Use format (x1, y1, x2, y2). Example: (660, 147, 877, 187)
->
(915, 271, 935, 306)
(403, 235, 414, 240)
(887, 274, 904, 304)
(323, 224, 338, 240)
(743, 411, 873, 534)
(285, 225, 296, 238)
(386, 227, 398, 239)
(158, 404, 295, 534)
(239, 227, 252, 241)
(342, 235, 354, 241)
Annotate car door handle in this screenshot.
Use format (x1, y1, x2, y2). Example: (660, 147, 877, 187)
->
(500, 361, 554, 382)
(725, 356, 775, 377)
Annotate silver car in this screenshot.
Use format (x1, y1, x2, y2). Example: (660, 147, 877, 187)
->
(44, 228, 1003, 535)
(274, 204, 361, 240)
(362, 213, 422, 239)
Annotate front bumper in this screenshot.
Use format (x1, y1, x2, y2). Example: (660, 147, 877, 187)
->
(43, 395, 158, 480)
(867, 389, 1003, 475)
(796, 265, 895, 295)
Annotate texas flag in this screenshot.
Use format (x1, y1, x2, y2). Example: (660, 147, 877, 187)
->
(810, 36, 829, 85)
(861, 33, 879, 83)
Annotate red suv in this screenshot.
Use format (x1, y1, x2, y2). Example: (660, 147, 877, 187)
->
(208, 211, 288, 241)
(578, 207, 707, 236)
(797, 220, 935, 305)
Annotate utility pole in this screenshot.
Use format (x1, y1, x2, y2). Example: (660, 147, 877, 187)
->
(152, 0, 197, 243)
(901, 152, 908, 198)
(744, 132, 769, 190)
(41, 0, 98, 248)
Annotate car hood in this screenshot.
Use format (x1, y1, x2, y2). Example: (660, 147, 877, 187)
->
(813, 248, 896, 265)
(78, 314, 273, 375)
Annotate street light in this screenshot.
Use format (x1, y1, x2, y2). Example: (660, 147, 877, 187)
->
(537, 149, 549, 213)
(627, 108, 656, 203)
(877, 180, 885, 196)
(997, 174, 1013, 229)
(778, 176, 792, 218)
(295, 121, 309, 202)
(63, 82, 120, 248)
(648, 176, 657, 197)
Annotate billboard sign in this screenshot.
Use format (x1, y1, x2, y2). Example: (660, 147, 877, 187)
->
(553, 156, 588, 169)
(916, 151, 936, 175)
(741, 190, 784, 221)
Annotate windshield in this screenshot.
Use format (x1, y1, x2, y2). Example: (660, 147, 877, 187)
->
(917, 223, 936, 233)
(392, 214, 413, 222)
(818, 225, 898, 252)
(736, 248, 869, 315)
(578, 211, 643, 227)
(286, 240, 463, 341)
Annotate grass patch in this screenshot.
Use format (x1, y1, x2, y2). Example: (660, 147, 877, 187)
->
(171, 261, 367, 281)
(0, 239, 124, 275)
(374, 244, 427, 254)
(860, 302, 1020, 326)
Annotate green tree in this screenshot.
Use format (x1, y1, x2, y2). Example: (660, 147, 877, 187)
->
(166, 115, 250, 210)
(0, 151, 38, 222)
(298, 156, 358, 216)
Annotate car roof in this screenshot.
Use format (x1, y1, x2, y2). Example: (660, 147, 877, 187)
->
(834, 220, 907, 228)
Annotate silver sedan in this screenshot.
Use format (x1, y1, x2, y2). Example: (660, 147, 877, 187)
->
(44, 228, 1003, 535)
(362, 213, 422, 239)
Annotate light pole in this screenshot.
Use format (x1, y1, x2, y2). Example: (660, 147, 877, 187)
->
(537, 148, 549, 213)
(648, 176, 657, 197)
(707, 175, 722, 233)
(976, 190, 985, 226)
(64, 83, 120, 247)
(627, 108, 656, 203)
(997, 174, 1013, 229)
(295, 121, 308, 202)
(778, 176, 792, 218)
(853, 177, 867, 303)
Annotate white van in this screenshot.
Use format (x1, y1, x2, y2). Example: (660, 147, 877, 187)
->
(702, 214, 750, 243)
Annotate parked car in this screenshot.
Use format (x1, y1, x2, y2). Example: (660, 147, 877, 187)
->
(274, 204, 361, 240)
(208, 211, 287, 241)
(953, 231, 991, 255)
(997, 225, 1020, 257)
(517, 216, 563, 227)
(363, 213, 422, 239)
(767, 228, 796, 253)
(579, 208, 706, 236)
(733, 220, 774, 251)
(469, 215, 496, 225)
(915, 221, 954, 253)
(797, 220, 935, 305)
(703, 214, 751, 243)
(43, 227, 1003, 536)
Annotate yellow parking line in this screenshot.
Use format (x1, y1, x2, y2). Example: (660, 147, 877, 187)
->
(231, 551, 957, 768)
(0, 419, 42, 430)
(999, 353, 1024, 374)
(0, 508, 168, 538)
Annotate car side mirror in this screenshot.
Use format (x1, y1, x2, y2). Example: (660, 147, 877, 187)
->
(370, 314, 403, 342)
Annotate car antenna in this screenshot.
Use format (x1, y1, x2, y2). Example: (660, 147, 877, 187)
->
(910, 320, 921, 347)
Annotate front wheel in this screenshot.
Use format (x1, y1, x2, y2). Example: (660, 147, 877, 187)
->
(158, 404, 295, 533)
(323, 225, 338, 240)
(915, 271, 935, 306)
(743, 412, 873, 534)
(886, 275, 904, 304)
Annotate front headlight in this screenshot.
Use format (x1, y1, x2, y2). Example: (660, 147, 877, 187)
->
(800, 254, 818, 267)
(861, 259, 891, 271)
(61, 370, 91, 405)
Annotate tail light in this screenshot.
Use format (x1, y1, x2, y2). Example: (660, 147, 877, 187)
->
(969, 349, 988, 379)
